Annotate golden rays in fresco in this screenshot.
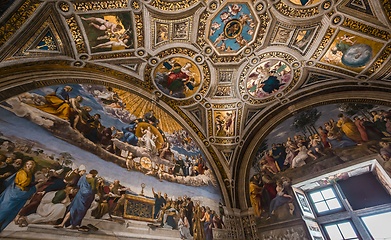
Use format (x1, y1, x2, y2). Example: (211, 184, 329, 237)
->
(114, 88, 183, 134)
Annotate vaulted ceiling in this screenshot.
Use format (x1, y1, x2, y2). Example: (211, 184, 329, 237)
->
(1, 0, 391, 210)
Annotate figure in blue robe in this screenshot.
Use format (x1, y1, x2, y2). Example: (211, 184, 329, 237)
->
(55, 87, 70, 101)
(261, 75, 284, 94)
(66, 174, 95, 227)
(121, 123, 139, 146)
(0, 173, 36, 232)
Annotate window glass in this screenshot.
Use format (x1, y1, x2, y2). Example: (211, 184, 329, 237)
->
(324, 221, 359, 240)
(326, 199, 341, 210)
(338, 222, 356, 239)
(309, 187, 342, 214)
(321, 188, 335, 199)
(325, 225, 343, 240)
(362, 211, 391, 240)
(310, 192, 323, 202)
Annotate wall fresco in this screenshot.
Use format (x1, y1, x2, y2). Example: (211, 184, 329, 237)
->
(0, 84, 224, 238)
(249, 102, 391, 226)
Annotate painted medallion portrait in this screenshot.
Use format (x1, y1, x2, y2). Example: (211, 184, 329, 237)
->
(80, 13, 134, 53)
(154, 57, 201, 98)
(209, 3, 257, 53)
(321, 30, 383, 73)
(246, 60, 292, 99)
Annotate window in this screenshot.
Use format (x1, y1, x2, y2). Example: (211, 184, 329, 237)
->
(361, 211, 391, 240)
(309, 187, 342, 215)
(324, 221, 359, 240)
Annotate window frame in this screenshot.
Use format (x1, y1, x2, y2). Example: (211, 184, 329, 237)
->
(307, 185, 345, 217)
(322, 220, 361, 240)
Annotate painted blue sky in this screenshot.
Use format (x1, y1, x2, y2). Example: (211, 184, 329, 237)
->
(0, 106, 221, 201)
(209, 4, 254, 51)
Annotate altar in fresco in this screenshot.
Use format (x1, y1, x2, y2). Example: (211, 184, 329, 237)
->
(249, 102, 391, 225)
(0, 84, 222, 237)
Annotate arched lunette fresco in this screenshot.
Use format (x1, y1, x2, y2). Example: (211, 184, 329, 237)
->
(0, 82, 224, 237)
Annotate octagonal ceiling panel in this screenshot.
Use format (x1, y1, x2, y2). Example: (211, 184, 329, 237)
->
(207, 2, 258, 55)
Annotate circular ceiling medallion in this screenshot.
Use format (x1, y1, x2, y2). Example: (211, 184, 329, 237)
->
(224, 19, 243, 39)
(246, 59, 292, 99)
(322, 0, 332, 10)
(59, 2, 70, 12)
(153, 57, 202, 99)
(332, 15, 342, 25)
(256, 3, 264, 11)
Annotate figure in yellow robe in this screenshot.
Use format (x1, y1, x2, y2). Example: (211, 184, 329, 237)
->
(337, 114, 362, 143)
(193, 202, 205, 240)
(249, 176, 263, 217)
(34, 86, 73, 120)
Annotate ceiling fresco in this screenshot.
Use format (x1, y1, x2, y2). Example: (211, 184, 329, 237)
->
(0, 0, 391, 229)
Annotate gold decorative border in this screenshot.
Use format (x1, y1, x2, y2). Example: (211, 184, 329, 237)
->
(208, 109, 213, 137)
(212, 103, 237, 109)
(314, 63, 356, 77)
(283, 68, 301, 94)
(311, 27, 335, 59)
(66, 16, 87, 54)
(252, 13, 269, 50)
(125, 194, 155, 204)
(382, 0, 391, 23)
(274, 1, 319, 18)
(215, 138, 236, 144)
(150, 0, 200, 11)
(156, 48, 196, 59)
(210, 52, 245, 63)
(196, 11, 210, 49)
(342, 18, 391, 40)
(90, 52, 135, 60)
(364, 43, 391, 76)
(0, 0, 40, 48)
(236, 107, 242, 136)
(199, 63, 211, 96)
(135, 13, 144, 48)
(73, 0, 127, 11)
